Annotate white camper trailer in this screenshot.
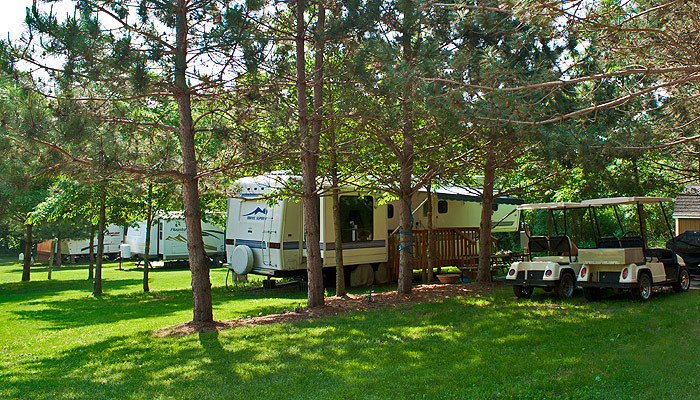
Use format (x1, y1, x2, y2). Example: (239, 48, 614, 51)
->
(59, 224, 125, 261)
(386, 186, 522, 232)
(124, 212, 225, 262)
(225, 173, 388, 277)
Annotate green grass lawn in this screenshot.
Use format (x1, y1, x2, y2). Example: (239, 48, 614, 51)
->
(1, 256, 699, 399)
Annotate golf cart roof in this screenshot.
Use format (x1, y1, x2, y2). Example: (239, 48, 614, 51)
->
(581, 197, 672, 206)
(516, 202, 586, 211)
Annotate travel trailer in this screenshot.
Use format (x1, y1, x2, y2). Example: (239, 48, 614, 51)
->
(60, 224, 125, 260)
(37, 224, 125, 263)
(124, 212, 225, 262)
(386, 186, 521, 233)
(225, 173, 521, 279)
(226, 173, 389, 278)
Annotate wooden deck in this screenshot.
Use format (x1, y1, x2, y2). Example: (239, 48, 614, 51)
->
(387, 228, 515, 280)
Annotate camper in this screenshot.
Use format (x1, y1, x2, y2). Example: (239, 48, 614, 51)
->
(124, 212, 225, 262)
(386, 186, 521, 233)
(225, 173, 522, 281)
(60, 224, 125, 260)
(225, 173, 388, 278)
(37, 224, 125, 263)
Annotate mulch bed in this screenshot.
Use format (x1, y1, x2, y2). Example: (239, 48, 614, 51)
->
(155, 281, 499, 337)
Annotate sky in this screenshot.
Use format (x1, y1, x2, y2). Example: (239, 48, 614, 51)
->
(1, 0, 75, 41)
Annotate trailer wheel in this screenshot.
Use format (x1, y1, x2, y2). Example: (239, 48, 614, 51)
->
(583, 287, 602, 301)
(513, 285, 533, 299)
(673, 267, 691, 292)
(634, 272, 652, 301)
(555, 272, 575, 299)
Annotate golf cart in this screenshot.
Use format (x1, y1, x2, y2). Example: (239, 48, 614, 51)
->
(576, 197, 691, 301)
(505, 202, 587, 299)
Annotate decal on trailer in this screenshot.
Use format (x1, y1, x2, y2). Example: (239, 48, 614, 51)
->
(242, 207, 268, 221)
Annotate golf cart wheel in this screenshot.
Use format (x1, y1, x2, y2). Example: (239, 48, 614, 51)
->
(673, 267, 691, 292)
(513, 285, 533, 299)
(555, 272, 576, 299)
(635, 272, 652, 301)
(583, 287, 602, 301)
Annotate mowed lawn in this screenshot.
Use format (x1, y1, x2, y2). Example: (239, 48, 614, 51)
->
(1, 257, 699, 399)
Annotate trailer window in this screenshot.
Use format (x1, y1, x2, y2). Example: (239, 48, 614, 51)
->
(340, 195, 374, 243)
(438, 200, 448, 214)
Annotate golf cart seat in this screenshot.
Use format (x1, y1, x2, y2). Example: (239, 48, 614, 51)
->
(620, 235, 644, 248)
(599, 236, 621, 248)
(550, 235, 578, 257)
(645, 248, 675, 264)
(529, 236, 549, 253)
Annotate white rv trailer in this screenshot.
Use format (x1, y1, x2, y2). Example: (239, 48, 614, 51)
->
(225, 173, 388, 277)
(58, 224, 125, 261)
(124, 212, 225, 261)
(386, 186, 522, 233)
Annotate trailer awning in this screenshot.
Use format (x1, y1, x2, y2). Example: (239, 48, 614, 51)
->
(430, 186, 523, 205)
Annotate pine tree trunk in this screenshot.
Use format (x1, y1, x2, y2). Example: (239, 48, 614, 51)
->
(88, 224, 95, 280)
(21, 223, 32, 282)
(55, 234, 62, 268)
(426, 185, 435, 284)
(397, 5, 415, 294)
(47, 239, 54, 280)
(397, 190, 414, 293)
(477, 146, 496, 283)
(329, 83, 345, 297)
(297, 0, 324, 308)
(143, 183, 153, 292)
(175, 1, 212, 322)
(332, 164, 345, 297)
(94, 193, 106, 295)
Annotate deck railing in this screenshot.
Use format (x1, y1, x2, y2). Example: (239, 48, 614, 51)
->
(388, 228, 497, 279)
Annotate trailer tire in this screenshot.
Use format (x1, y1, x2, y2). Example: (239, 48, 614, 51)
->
(634, 272, 652, 301)
(673, 267, 691, 292)
(555, 272, 575, 299)
(513, 285, 533, 299)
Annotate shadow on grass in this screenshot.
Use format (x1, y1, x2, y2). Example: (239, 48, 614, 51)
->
(4, 288, 698, 399)
(10, 283, 310, 331)
(0, 278, 144, 304)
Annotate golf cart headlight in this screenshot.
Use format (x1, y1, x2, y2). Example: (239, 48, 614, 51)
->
(508, 268, 516, 276)
(545, 269, 552, 277)
(622, 268, 628, 279)
(580, 267, 587, 278)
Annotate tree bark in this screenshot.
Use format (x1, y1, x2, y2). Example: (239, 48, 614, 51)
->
(477, 145, 496, 283)
(331, 152, 345, 297)
(397, 3, 415, 294)
(426, 185, 435, 284)
(21, 223, 32, 282)
(175, 0, 212, 322)
(143, 183, 153, 292)
(94, 192, 106, 295)
(47, 239, 54, 280)
(88, 223, 95, 280)
(297, 0, 325, 308)
(55, 234, 62, 268)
